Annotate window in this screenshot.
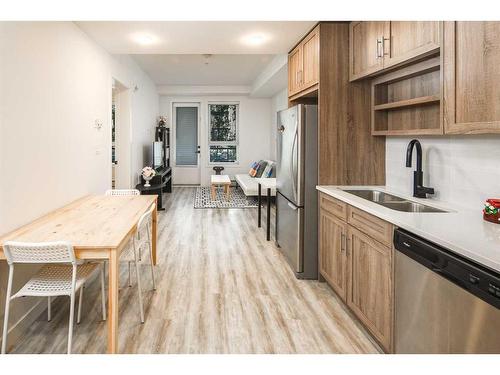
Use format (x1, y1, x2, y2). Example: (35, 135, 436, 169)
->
(208, 103, 238, 163)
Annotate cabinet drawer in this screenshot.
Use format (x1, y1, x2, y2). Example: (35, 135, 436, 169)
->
(320, 193, 347, 221)
(347, 206, 392, 246)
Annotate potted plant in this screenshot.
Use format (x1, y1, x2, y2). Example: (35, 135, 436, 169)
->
(142, 166, 156, 187)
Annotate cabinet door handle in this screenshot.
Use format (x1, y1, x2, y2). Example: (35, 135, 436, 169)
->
(341, 232, 346, 253)
(376, 38, 382, 58)
(382, 37, 390, 56)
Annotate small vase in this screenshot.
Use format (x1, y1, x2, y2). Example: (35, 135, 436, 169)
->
(143, 176, 153, 187)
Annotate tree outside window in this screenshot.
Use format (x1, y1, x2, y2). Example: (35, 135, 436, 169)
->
(208, 104, 238, 163)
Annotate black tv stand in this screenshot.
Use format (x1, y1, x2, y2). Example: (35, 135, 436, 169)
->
(136, 126, 173, 210)
(153, 166, 172, 193)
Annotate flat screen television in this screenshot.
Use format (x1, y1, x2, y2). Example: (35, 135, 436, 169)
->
(153, 141, 164, 168)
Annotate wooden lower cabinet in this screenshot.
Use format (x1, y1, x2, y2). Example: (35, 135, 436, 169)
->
(319, 210, 347, 300)
(346, 225, 393, 352)
(319, 196, 394, 352)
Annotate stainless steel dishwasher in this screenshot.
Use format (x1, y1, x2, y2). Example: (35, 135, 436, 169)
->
(394, 228, 500, 353)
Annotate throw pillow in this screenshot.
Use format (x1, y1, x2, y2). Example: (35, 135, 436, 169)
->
(248, 161, 259, 177)
(255, 160, 268, 178)
(262, 162, 274, 178)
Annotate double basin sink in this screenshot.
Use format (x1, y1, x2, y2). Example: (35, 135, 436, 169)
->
(343, 189, 448, 213)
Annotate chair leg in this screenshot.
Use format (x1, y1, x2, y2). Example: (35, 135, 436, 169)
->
(77, 286, 84, 324)
(128, 262, 132, 287)
(133, 242, 145, 323)
(1, 267, 14, 354)
(100, 265, 107, 321)
(146, 227, 156, 290)
(135, 260, 145, 323)
(148, 246, 156, 291)
(1, 297, 10, 354)
(48, 296, 52, 321)
(68, 293, 76, 354)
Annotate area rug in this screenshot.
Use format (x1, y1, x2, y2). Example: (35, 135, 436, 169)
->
(194, 186, 258, 209)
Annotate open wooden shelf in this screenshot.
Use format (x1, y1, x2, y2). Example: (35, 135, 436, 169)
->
(373, 95, 440, 111)
(371, 57, 443, 136)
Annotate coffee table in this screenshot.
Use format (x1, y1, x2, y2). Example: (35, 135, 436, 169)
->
(211, 174, 231, 200)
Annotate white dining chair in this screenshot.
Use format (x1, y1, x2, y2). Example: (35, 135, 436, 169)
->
(105, 189, 140, 196)
(120, 203, 157, 323)
(1, 241, 106, 354)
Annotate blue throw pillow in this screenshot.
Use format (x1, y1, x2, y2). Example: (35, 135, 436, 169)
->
(255, 160, 268, 178)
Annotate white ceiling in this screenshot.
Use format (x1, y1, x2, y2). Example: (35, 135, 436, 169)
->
(75, 21, 316, 54)
(133, 54, 274, 85)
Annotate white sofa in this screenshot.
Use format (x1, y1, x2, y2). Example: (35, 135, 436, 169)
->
(235, 160, 276, 196)
(234, 174, 276, 196)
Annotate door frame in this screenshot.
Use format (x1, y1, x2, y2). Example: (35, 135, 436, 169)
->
(111, 78, 133, 189)
(172, 102, 201, 185)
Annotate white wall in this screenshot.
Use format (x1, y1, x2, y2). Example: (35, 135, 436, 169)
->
(386, 136, 500, 210)
(270, 88, 288, 160)
(0, 22, 158, 341)
(160, 95, 272, 186)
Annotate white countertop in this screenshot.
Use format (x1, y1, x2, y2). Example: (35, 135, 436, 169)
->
(316, 185, 500, 274)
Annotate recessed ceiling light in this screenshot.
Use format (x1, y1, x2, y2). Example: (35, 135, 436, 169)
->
(241, 33, 269, 46)
(131, 33, 158, 46)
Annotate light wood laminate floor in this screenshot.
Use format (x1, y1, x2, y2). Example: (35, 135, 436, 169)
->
(10, 187, 380, 354)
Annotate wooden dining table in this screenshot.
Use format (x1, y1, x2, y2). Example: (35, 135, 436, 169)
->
(0, 194, 158, 354)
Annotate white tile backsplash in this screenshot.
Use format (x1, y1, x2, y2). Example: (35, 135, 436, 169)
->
(386, 135, 500, 209)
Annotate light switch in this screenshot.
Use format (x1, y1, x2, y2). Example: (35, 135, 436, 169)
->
(94, 119, 103, 130)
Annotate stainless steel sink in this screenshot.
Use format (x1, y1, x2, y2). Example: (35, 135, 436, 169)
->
(380, 201, 447, 213)
(344, 189, 406, 203)
(343, 189, 448, 213)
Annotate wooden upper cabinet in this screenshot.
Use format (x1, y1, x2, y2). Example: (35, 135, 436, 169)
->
(350, 21, 441, 81)
(347, 225, 393, 352)
(349, 21, 387, 81)
(288, 45, 303, 96)
(319, 206, 347, 301)
(288, 25, 319, 98)
(384, 21, 440, 68)
(301, 27, 320, 89)
(444, 21, 500, 134)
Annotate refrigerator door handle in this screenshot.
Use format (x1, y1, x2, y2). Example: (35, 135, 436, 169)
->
(290, 128, 298, 201)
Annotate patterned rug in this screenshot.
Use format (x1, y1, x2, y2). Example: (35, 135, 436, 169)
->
(194, 186, 258, 209)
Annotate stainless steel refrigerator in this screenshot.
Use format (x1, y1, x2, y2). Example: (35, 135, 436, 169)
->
(276, 104, 318, 279)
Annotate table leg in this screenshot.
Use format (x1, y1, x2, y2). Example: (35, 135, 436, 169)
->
(152, 203, 157, 266)
(267, 188, 271, 241)
(211, 185, 216, 200)
(157, 189, 165, 211)
(107, 249, 119, 354)
(258, 183, 262, 228)
(226, 184, 230, 200)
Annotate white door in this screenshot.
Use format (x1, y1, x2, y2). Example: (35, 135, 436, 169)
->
(172, 103, 201, 185)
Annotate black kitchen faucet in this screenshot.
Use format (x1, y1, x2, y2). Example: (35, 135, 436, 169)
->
(406, 139, 435, 199)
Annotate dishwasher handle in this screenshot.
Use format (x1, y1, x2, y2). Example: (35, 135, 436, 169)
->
(431, 267, 468, 289)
